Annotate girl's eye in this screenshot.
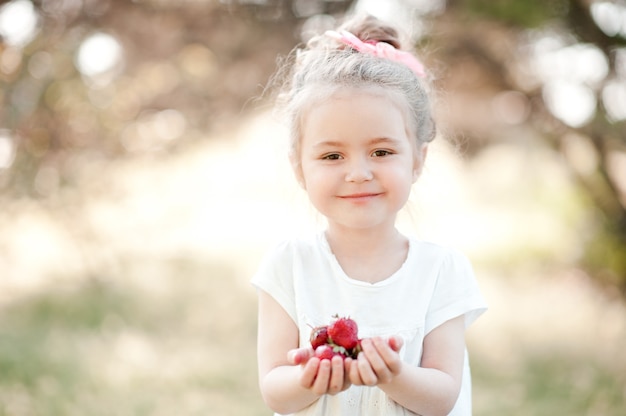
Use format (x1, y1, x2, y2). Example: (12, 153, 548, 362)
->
(372, 149, 393, 157)
(322, 153, 342, 160)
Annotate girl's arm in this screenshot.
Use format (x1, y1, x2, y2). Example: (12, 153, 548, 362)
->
(349, 315, 466, 416)
(256, 289, 350, 414)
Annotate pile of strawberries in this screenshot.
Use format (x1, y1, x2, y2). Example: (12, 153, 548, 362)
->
(310, 315, 362, 360)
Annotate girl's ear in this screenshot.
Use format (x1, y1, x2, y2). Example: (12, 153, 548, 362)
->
(412, 144, 428, 182)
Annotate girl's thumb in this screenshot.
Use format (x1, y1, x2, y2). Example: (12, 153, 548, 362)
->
(288, 348, 313, 365)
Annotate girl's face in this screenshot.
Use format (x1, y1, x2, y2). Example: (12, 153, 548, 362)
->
(295, 88, 426, 232)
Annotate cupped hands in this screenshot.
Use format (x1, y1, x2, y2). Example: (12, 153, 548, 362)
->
(287, 335, 404, 395)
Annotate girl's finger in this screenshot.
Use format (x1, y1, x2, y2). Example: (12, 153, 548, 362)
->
(299, 357, 320, 388)
(362, 337, 386, 367)
(388, 335, 404, 352)
(288, 347, 313, 365)
(369, 337, 396, 383)
(373, 337, 403, 375)
(327, 356, 345, 394)
(343, 357, 353, 390)
(348, 354, 364, 385)
(311, 358, 332, 395)
(356, 350, 378, 386)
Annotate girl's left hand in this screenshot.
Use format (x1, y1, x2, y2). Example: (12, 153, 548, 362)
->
(348, 336, 404, 386)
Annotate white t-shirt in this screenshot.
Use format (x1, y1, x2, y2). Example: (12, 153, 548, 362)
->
(252, 233, 487, 416)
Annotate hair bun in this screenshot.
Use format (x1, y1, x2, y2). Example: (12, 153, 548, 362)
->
(339, 14, 402, 49)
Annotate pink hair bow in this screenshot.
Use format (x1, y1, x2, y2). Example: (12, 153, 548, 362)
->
(325, 30, 426, 78)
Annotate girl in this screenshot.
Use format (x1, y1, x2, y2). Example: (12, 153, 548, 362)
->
(252, 14, 487, 416)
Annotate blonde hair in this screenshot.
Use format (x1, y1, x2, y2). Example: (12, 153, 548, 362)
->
(273, 14, 436, 160)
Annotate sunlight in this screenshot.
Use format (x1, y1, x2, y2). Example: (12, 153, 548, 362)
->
(75, 32, 124, 86)
(0, 131, 15, 169)
(353, 0, 396, 20)
(543, 80, 596, 127)
(602, 79, 626, 121)
(531, 35, 607, 127)
(355, 0, 445, 17)
(352, 0, 442, 38)
(120, 109, 187, 152)
(0, 0, 39, 47)
(533, 41, 608, 86)
(591, 1, 626, 38)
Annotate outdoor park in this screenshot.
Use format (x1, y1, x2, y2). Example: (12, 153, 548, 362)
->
(0, 0, 625, 415)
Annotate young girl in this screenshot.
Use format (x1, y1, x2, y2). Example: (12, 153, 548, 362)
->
(252, 14, 487, 416)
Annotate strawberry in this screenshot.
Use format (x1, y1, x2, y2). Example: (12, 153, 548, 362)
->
(307, 315, 362, 360)
(314, 345, 336, 360)
(309, 325, 329, 350)
(327, 316, 359, 351)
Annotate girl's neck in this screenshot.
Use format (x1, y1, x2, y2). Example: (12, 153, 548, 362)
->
(326, 222, 407, 255)
(325, 226, 409, 283)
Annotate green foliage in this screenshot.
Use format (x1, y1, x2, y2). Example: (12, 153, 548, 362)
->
(463, 0, 569, 27)
(472, 351, 626, 415)
(583, 218, 626, 293)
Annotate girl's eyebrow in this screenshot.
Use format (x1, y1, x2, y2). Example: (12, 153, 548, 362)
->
(368, 137, 402, 146)
(312, 140, 344, 149)
(312, 137, 401, 148)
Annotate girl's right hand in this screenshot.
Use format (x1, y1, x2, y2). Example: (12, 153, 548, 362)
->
(287, 347, 352, 396)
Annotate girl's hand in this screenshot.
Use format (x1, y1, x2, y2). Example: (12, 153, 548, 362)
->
(287, 347, 352, 396)
(348, 336, 404, 386)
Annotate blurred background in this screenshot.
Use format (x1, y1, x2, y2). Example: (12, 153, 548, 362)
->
(0, 0, 625, 415)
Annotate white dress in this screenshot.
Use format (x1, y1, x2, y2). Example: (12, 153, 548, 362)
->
(251, 233, 487, 415)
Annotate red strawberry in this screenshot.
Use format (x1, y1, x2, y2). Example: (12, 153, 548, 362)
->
(309, 325, 329, 350)
(328, 316, 359, 350)
(314, 345, 335, 360)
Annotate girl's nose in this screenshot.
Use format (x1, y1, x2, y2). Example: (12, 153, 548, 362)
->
(345, 157, 373, 183)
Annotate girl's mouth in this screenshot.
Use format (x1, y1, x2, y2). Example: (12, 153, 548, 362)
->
(339, 192, 382, 199)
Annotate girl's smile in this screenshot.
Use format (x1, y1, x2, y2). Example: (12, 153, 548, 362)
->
(338, 192, 383, 200)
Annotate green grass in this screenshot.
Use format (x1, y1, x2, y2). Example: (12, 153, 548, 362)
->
(472, 349, 626, 416)
(0, 258, 267, 416)
(0, 280, 123, 396)
(1, 257, 624, 415)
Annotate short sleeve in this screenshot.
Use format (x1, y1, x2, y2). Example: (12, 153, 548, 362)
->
(250, 241, 298, 324)
(424, 249, 487, 335)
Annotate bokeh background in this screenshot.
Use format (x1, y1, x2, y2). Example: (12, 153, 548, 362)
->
(1, 0, 625, 415)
